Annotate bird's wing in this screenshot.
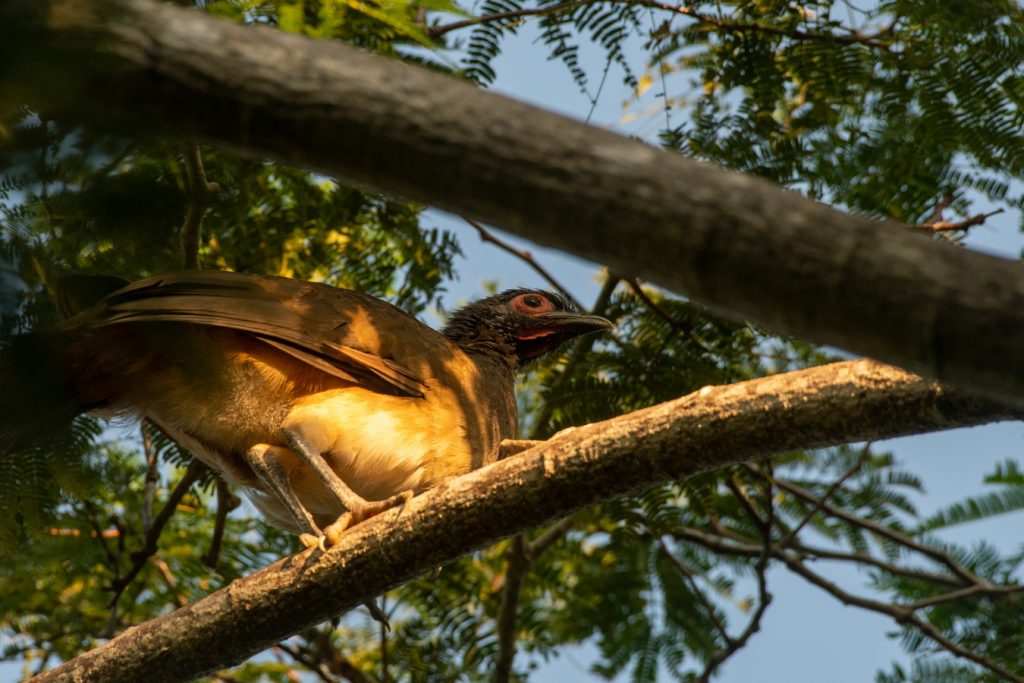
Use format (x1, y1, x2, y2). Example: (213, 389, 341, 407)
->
(78, 270, 431, 397)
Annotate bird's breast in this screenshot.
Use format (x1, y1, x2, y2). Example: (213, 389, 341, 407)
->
(278, 355, 518, 517)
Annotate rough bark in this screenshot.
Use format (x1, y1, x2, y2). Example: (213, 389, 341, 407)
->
(28, 360, 1022, 683)
(2, 0, 1024, 402)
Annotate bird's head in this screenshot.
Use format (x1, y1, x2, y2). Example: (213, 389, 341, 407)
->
(442, 289, 613, 368)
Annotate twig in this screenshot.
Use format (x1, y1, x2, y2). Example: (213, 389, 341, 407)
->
(310, 628, 379, 683)
(463, 217, 581, 309)
(907, 583, 1024, 611)
(109, 461, 204, 608)
(141, 421, 159, 533)
(202, 478, 240, 569)
(906, 208, 1005, 234)
(526, 516, 574, 558)
(180, 142, 219, 270)
(725, 475, 765, 529)
(781, 555, 1024, 683)
(427, 0, 895, 51)
(379, 596, 389, 683)
(776, 445, 869, 547)
(767, 474, 983, 586)
(276, 642, 337, 683)
(492, 535, 530, 683)
(696, 472, 773, 682)
(428, 1, 585, 37)
(658, 540, 731, 641)
(150, 556, 189, 607)
(626, 278, 711, 353)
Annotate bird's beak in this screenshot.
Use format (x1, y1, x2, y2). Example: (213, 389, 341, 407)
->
(517, 311, 614, 341)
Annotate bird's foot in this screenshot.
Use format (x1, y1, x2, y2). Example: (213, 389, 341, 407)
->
(312, 490, 413, 548)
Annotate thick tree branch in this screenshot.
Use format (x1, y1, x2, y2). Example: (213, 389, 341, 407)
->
(5, 0, 1024, 402)
(27, 360, 1022, 683)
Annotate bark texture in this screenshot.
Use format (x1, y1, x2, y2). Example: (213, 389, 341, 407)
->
(28, 360, 1022, 683)
(2, 0, 1024, 402)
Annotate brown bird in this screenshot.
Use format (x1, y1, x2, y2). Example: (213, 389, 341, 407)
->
(2, 271, 612, 548)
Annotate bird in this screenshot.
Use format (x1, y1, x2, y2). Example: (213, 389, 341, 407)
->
(1, 270, 613, 549)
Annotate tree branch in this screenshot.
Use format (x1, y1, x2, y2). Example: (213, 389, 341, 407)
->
(202, 478, 240, 569)
(906, 209, 1005, 235)
(108, 461, 204, 607)
(769, 476, 984, 586)
(780, 555, 1024, 682)
(179, 141, 219, 270)
(626, 279, 711, 353)
(492, 535, 529, 683)
(464, 217, 581, 309)
(6, 0, 1024, 402)
(697, 479, 773, 683)
(428, 0, 895, 51)
(27, 359, 1022, 683)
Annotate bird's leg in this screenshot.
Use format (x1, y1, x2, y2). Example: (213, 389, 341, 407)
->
(244, 444, 328, 551)
(245, 443, 390, 629)
(281, 428, 413, 545)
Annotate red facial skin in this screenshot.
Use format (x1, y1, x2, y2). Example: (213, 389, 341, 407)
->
(511, 293, 560, 340)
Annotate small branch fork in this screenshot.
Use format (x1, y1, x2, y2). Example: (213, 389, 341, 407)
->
(462, 217, 582, 310)
(428, 0, 895, 50)
(625, 279, 712, 353)
(81, 459, 206, 635)
(663, 462, 1024, 683)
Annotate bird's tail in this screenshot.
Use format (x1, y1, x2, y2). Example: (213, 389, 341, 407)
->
(0, 330, 93, 457)
(0, 274, 128, 457)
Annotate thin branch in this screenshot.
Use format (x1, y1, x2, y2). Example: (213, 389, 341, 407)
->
(781, 555, 1024, 683)
(907, 583, 1024, 611)
(695, 472, 774, 682)
(492, 535, 530, 683)
(180, 141, 219, 270)
(150, 556, 189, 608)
(276, 642, 338, 683)
(428, 1, 585, 37)
(906, 208, 1005, 234)
(141, 421, 159, 534)
(725, 475, 765, 529)
(776, 445, 869, 547)
(427, 0, 896, 50)
(463, 217, 581, 309)
(672, 526, 965, 589)
(309, 628, 379, 683)
(768, 475, 984, 586)
(109, 461, 204, 607)
(526, 516, 575, 559)
(202, 479, 240, 569)
(626, 279, 711, 353)
(658, 540, 731, 642)
(379, 596, 389, 683)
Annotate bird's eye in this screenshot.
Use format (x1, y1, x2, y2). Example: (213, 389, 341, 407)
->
(523, 295, 542, 308)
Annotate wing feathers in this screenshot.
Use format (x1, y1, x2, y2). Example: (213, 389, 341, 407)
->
(78, 272, 429, 398)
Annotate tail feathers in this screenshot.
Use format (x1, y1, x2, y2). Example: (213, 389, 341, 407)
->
(0, 331, 95, 459)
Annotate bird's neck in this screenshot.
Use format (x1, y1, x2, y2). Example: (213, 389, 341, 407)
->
(446, 334, 521, 376)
